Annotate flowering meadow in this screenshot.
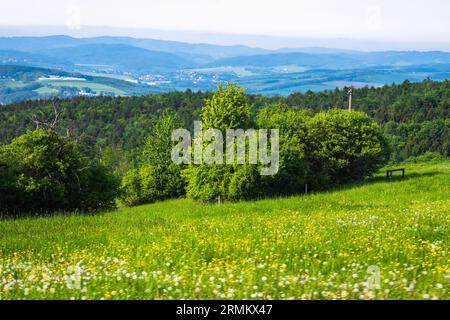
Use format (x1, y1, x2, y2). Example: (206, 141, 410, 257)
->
(0, 161, 448, 300)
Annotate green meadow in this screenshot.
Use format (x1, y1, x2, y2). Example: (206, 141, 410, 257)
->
(43, 81, 126, 95)
(0, 161, 448, 300)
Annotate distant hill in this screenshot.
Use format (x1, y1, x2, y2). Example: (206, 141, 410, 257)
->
(2, 36, 450, 71)
(209, 51, 450, 69)
(208, 52, 360, 69)
(0, 35, 269, 62)
(41, 44, 195, 72)
(0, 65, 78, 80)
(0, 49, 72, 69)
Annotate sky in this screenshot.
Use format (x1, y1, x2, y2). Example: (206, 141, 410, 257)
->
(1, 0, 450, 49)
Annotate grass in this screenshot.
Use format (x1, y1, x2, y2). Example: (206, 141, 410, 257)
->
(0, 161, 448, 300)
(44, 81, 126, 95)
(33, 87, 59, 95)
(78, 71, 136, 81)
(0, 80, 27, 88)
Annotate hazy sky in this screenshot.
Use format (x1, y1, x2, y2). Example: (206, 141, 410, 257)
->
(1, 0, 450, 45)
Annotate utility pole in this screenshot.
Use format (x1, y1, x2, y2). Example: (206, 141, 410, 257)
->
(348, 88, 353, 112)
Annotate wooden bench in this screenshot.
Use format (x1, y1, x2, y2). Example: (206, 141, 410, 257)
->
(386, 168, 405, 179)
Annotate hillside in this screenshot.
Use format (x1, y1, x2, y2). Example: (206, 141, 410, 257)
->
(0, 35, 269, 60)
(42, 44, 195, 72)
(0, 160, 448, 299)
(0, 65, 164, 104)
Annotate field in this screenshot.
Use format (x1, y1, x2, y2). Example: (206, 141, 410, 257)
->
(0, 161, 448, 300)
(43, 81, 126, 96)
(33, 87, 59, 95)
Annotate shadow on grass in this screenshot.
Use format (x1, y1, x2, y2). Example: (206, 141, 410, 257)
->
(364, 171, 443, 185)
(1, 170, 445, 221)
(0, 209, 111, 221)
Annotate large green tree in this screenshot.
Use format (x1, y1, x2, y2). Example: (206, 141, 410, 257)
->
(256, 104, 311, 195)
(120, 110, 185, 206)
(185, 83, 261, 202)
(307, 109, 390, 187)
(0, 129, 118, 215)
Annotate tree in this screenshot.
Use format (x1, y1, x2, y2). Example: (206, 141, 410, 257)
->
(256, 105, 312, 195)
(202, 83, 251, 131)
(307, 109, 390, 187)
(120, 110, 186, 206)
(185, 83, 258, 202)
(0, 129, 118, 215)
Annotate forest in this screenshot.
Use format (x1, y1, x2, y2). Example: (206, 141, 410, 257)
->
(0, 79, 448, 159)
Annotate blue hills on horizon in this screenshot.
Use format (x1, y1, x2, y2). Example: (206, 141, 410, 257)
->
(2, 35, 450, 70)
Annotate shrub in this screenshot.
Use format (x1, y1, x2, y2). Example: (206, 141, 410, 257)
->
(404, 151, 445, 163)
(185, 90, 390, 202)
(184, 83, 259, 202)
(202, 83, 251, 131)
(120, 111, 186, 206)
(184, 165, 233, 202)
(256, 105, 311, 195)
(307, 109, 390, 187)
(118, 168, 143, 206)
(0, 129, 118, 215)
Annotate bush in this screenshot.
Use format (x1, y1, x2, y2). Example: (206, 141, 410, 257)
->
(119, 111, 186, 206)
(184, 165, 233, 202)
(307, 109, 390, 187)
(185, 88, 390, 202)
(256, 105, 311, 195)
(184, 83, 260, 202)
(404, 151, 445, 163)
(0, 129, 118, 215)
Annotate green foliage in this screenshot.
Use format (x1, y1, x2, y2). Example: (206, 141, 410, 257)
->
(0, 81, 447, 209)
(227, 165, 262, 200)
(384, 119, 450, 162)
(184, 165, 233, 202)
(187, 100, 389, 202)
(120, 111, 185, 206)
(185, 84, 260, 202)
(256, 105, 311, 195)
(307, 109, 390, 187)
(143, 110, 182, 166)
(118, 169, 143, 206)
(404, 151, 446, 164)
(1, 80, 449, 168)
(120, 164, 186, 207)
(0, 129, 118, 215)
(202, 83, 251, 131)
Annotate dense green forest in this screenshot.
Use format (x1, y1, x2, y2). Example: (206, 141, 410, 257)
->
(0, 79, 449, 167)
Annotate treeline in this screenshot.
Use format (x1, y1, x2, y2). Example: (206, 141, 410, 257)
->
(0, 80, 448, 169)
(285, 79, 450, 123)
